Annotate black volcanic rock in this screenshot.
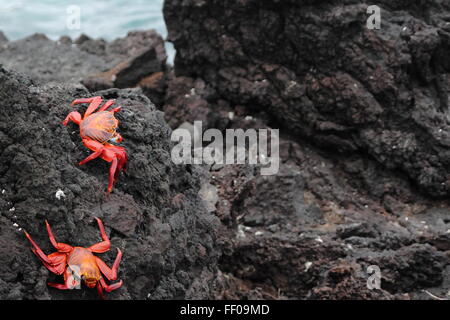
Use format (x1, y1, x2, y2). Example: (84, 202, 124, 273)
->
(211, 160, 449, 299)
(0, 33, 109, 84)
(0, 66, 220, 299)
(164, 0, 450, 197)
(0, 31, 8, 44)
(0, 31, 167, 104)
(164, 0, 450, 300)
(0, 0, 449, 302)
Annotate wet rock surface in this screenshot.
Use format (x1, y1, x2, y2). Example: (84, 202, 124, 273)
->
(0, 67, 220, 299)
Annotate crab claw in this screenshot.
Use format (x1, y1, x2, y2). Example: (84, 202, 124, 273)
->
(110, 133, 123, 144)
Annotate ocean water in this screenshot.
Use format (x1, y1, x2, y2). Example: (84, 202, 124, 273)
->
(0, 0, 174, 62)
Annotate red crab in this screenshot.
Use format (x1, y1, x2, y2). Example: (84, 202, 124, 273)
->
(62, 96, 128, 192)
(24, 218, 123, 299)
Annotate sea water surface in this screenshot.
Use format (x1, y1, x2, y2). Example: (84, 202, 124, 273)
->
(0, 0, 174, 61)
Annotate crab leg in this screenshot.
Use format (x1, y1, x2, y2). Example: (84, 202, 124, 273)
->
(37, 252, 67, 275)
(107, 145, 127, 177)
(43, 252, 67, 275)
(45, 220, 73, 253)
(71, 96, 102, 118)
(95, 249, 122, 280)
(24, 231, 67, 274)
(117, 147, 128, 174)
(99, 277, 123, 293)
(111, 106, 122, 114)
(78, 147, 104, 166)
(88, 218, 111, 253)
(96, 283, 106, 300)
(24, 231, 52, 263)
(30, 249, 66, 274)
(47, 283, 71, 290)
(81, 139, 125, 192)
(107, 157, 118, 192)
(79, 139, 106, 166)
(62, 111, 82, 126)
(98, 99, 116, 112)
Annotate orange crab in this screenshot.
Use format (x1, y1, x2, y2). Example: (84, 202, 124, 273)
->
(24, 218, 123, 299)
(62, 96, 128, 192)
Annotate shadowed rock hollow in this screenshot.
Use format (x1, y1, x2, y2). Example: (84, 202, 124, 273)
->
(0, 67, 220, 299)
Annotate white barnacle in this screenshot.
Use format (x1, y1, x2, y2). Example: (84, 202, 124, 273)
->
(237, 225, 246, 239)
(55, 189, 66, 200)
(304, 261, 313, 272)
